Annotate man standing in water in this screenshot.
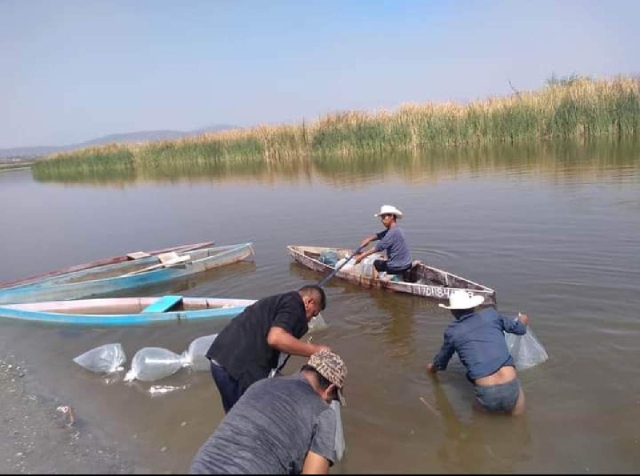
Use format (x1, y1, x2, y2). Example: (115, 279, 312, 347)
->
(353, 204, 412, 280)
(205, 285, 331, 413)
(190, 350, 348, 474)
(427, 289, 530, 416)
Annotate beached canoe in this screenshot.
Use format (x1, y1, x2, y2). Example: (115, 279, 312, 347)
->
(287, 245, 497, 305)
(0, 241, 215, 290)
(0, 243, 255, 305)
(0, 295, 256, 326)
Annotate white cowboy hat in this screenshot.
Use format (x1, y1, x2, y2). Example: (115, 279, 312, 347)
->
(439, 290, 485, 310)
(374, 205, 404, 219)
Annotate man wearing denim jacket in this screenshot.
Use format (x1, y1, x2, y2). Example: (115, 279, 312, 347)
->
(427, 290, 530, 416)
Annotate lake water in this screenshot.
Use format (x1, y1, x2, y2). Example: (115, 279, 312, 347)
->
(0, 141, 639, 473)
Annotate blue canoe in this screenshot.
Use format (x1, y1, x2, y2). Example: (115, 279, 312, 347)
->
(0, 295, 256, 326)
(0, 243, 255, 305)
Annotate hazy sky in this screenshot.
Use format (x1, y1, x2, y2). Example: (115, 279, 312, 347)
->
(2, 0, 639, 148)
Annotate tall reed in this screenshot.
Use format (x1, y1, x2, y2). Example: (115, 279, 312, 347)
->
(33, 75, 640, 178)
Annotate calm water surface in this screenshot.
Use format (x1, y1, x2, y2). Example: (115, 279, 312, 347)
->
(0, 142, 639, 473)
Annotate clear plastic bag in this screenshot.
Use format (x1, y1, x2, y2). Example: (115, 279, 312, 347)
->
(124, 347, 188, 382)
(330, 400, 346, 461)
(505, 326, 549, 370)
(73, 343, 126, 374)
(180, 334, 217, 372)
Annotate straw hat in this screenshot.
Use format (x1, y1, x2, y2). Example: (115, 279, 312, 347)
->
(374, 205, 403, 219)
(439, 290, 485, 310)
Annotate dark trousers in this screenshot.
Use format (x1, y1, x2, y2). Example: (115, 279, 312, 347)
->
(210, 361, 244, 413)
(374, 259, 411, 276)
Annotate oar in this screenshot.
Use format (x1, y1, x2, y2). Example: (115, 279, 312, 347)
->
(269, 244, 366, 378)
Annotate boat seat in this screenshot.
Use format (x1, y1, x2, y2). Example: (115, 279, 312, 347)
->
(142, 295, 183, 313)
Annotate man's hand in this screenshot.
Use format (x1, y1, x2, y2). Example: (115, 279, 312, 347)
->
(517, 313, 530, 326)
(353, 253, 363, 264)
(310, 344, 331, 355)
(426, 363, 438, 374)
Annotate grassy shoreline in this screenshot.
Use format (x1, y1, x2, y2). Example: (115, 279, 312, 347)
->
(33, 76, 639, 178)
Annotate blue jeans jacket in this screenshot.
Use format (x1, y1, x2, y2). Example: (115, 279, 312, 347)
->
(432, 306, 527, 382)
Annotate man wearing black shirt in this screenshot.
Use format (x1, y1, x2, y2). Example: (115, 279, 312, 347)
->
(206, 285, 331, 413)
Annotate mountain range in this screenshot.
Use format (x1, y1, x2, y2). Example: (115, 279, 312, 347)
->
(0, 124, 237, 161)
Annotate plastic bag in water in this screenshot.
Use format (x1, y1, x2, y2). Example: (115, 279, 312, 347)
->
(180, 334, 217, 372)
(308, 313, 328, 333)
(505, 326, 549, 370)
(73, 343, 126, 374)
(124, 347, 188, 382)
(330, 400, 346, 461)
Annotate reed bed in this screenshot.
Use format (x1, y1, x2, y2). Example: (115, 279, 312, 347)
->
(33, 76, 640, 178)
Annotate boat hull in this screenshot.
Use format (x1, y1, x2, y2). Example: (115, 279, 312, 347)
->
(287, 245, 496, 305)
(0, 241, 214, 290)
(0, 243, 255, 305)
(0, 296, 256, 326)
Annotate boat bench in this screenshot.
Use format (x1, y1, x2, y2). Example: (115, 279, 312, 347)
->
(142, 295, 183, 313)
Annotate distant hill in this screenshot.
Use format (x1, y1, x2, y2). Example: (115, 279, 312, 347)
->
(0, 124, 238, 161)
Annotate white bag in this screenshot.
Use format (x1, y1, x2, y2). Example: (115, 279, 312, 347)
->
(330, 400, 346, 461)
(181, 334, 217, 372)
(73, 343, 126, 374)
(124, 347, 188, 382)
(505, 326, 549, 370)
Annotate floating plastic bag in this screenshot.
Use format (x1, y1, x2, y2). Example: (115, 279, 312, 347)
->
(330, 400, 346, 461)
(505, 326, 549, 370)
(309, 313, 328, 333)
(124, 347, 188, 382)
(180, 334, 217, 372)
(73, 343, 127, 374)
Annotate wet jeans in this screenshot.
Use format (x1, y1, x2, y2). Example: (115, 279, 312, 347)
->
(210, 360, 244, 413)
(473, 378, 521, 413)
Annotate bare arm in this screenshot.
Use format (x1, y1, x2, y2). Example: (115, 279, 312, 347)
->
(354, 246, 380, 264)
(360, 234, 378, 247)
(267, 326, 330, 357)
(302, 451, 330, 474)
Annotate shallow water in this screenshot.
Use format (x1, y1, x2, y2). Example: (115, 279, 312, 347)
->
(1, 141, 639, 473)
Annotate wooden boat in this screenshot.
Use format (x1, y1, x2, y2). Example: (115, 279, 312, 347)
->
(0, 295, 256, 326)
(0, 241, 215, 290)
(0, 243, 255, 305)
(287, 245, 497, 305)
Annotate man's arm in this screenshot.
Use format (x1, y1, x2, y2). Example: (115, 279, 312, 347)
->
(302, 451, 330, 474)
(267, 326, 329, 357)
(427, 335, 455, 374)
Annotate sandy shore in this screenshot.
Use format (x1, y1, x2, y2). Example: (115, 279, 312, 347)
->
(0, 352, 149, 474)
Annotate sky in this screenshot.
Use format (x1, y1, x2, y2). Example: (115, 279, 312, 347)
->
(1, 0, 639, 149)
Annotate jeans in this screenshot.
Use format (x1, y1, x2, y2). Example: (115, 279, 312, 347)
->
(473, 378, 521, 413)
(210, 361, 244, 413)
(373, 259, 412, 276)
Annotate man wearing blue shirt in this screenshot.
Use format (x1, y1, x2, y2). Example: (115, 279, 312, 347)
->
(427, 290, 530, 416)
(354, 204, 412, 279)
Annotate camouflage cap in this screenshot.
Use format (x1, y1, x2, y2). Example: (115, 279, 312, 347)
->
(307, 350, 348, 405)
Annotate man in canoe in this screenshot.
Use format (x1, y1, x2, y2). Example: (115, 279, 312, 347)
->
(353, 204, 412, 280)
(205, 285, 331, 413)
(190, 350, 347, 474)
(426, 289, 530, 416)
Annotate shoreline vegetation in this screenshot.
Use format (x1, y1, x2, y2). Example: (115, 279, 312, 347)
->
(32, 75, 639, 181)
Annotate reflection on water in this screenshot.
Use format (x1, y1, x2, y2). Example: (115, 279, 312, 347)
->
(32, 139, 640, 186)
(2, 138, 639, 474)
(428, 377, 533, 473)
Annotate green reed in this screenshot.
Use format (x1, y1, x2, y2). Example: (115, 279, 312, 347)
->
(32, 76, 640, 181)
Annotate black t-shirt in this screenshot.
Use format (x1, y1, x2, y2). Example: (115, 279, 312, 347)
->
(206, 291, 309, 390)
